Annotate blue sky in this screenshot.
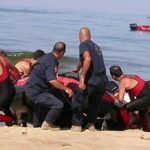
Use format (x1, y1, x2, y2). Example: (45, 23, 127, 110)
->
(1, 0, 150, 14)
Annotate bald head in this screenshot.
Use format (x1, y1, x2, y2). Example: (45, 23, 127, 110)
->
(53, 42, 66, 53)
(79, 27, 91, 42)
(52, 42, 66, 59)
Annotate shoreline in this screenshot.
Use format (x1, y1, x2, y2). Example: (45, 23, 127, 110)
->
(4, 51, 79, 73)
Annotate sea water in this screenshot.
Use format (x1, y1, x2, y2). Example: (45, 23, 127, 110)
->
(0, 8, 150, 79)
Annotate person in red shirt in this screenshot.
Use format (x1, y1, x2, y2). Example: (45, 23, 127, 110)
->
(109, 65, 150, 132)
(0, 54, 20, 124)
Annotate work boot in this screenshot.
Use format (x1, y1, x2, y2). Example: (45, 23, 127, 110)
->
(71, 125, 82, 132)
(85, 123, 96, 132)
(41, 121, 60, 131)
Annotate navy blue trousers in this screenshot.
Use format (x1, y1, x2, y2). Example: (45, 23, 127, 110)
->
(30, 91, 64, 127)
(72, 84, 105, 126)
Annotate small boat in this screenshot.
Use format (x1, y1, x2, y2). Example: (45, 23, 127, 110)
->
(130, 23, 150, 32)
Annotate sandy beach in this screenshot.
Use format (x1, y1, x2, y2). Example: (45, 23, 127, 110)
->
(0, 127, 150, 150)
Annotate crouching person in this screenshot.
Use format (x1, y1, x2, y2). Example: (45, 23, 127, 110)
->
(0, 53, 20, 125)
(10, 50, 45, 126)
(109, 65, 150, 132)
(25, 42, 73, 130)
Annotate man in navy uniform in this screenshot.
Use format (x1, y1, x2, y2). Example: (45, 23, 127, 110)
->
(25, 42, 73, 130)
(71, 27, 108, 131)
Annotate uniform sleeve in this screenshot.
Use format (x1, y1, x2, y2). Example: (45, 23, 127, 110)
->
(79, 43, 89, 55)
(45, 66, 57, 82)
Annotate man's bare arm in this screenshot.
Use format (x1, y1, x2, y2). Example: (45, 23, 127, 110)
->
(118, 80, 127, 101)
(80, 51, 91, 81)
(22, 64, 32, 77)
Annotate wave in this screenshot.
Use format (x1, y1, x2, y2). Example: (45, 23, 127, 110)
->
(0, 7, 63, 15)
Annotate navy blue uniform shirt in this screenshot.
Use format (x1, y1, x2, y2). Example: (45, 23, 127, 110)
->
(79, 40, 107, 85)
(25, 52, 59, 97)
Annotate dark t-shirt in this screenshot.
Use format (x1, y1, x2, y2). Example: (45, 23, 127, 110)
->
(25, 52, 59, 97)
(79, 40, 107, 86)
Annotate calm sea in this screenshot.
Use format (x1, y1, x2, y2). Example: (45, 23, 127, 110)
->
(0, 8, 150, 79)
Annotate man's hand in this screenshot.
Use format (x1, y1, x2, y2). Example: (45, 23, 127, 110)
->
(79, 77, 86, 90)
(50, 80, 73, 97)
(114, 99, 127, 109)
(64, 87, 74, 98)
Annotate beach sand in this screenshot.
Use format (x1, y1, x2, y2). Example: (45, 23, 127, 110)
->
(0, 127, 150, 150)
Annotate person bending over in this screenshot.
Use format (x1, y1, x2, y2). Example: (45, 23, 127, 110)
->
(15, 49, 45, 78)
(0, 54, 20, 124)
(25, 42, 73, 130)
(109, 65, 150, 132)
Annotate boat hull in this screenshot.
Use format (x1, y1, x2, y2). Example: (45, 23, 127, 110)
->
(130, 23, 150, 32)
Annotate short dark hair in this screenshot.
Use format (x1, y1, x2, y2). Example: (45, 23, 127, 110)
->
(53, 42, 66, 53)
(109, 65, 123, 77)
(33, 49, 45, 60)
(0, 50, 7, 57)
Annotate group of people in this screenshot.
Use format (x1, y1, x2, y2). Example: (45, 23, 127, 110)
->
(0, 26, 150, 132)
